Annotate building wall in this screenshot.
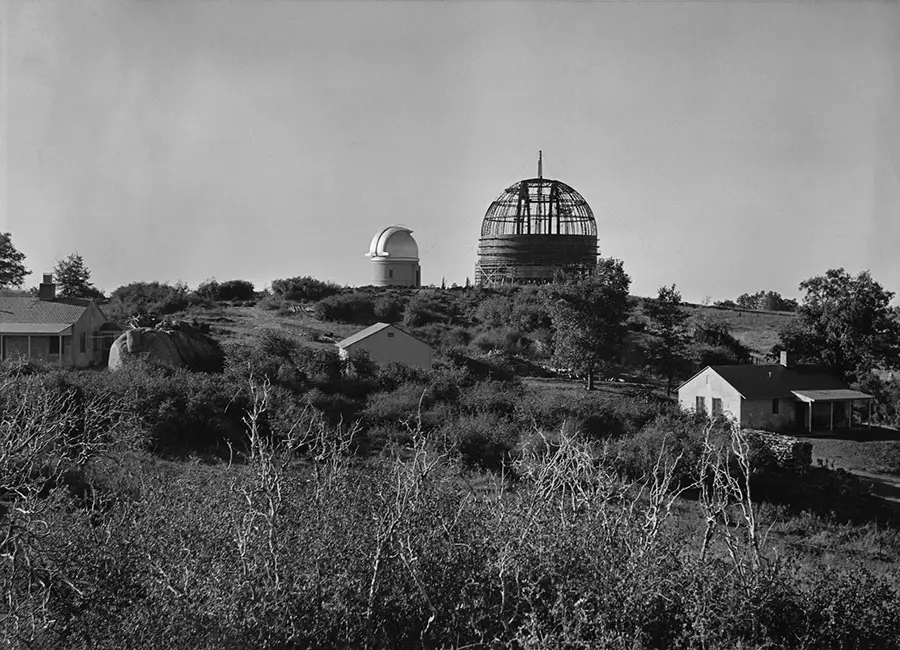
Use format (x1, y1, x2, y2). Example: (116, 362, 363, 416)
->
(371, 260, 420, 288)
(678, 367, 743, 421)
(741, 398, 796, 432)
(72, 303, 109, 367)
(342, 326, 432, 370)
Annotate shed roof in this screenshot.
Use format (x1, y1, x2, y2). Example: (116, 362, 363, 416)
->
(0, 297, 87, 326)
(792, 389, 873, 402)
(0, 323, 73, 335)
(336, 322, 429, 349)
(696, 364, 848, 399)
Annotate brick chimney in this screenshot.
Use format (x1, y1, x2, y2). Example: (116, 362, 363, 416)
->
(38, 273, 56, 301)
(780, 350, 796, 367)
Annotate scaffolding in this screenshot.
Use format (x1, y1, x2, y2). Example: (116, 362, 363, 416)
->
(476, 155, 598, 285)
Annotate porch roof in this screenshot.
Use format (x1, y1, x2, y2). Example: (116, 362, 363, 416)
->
(791, 389, 873, 403)
(0, 323, 74, 335)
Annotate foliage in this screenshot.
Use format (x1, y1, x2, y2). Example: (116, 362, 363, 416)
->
(735, 290, 798, 312)
(544, 258, 632, 389)
(196, 278, 255, 302)
(776, 268, 900, 382)
(643, 284, 691, 395)
(271, 275, 341, 302)
(313, 293, 376, 324)
(6, 367, 900, 648)
(692, 315, 752, 365)
(107, 281, 192, 323)
(52, 252, 103, 299)
(0, 232, 29, 288)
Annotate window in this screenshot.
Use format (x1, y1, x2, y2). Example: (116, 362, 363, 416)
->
(712, 398, 723, 415)
(80, 331, 86, 353)
(388, 269, 394, 278)
(49, 337, 60, 354)
(695, 396, 706, 413)
(772, 399, 779, 414)
(387, 332, 394, 338)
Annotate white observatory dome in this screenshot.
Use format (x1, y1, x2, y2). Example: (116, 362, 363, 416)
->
(367, 226, 421, 287)
(367, 226, 419, 261)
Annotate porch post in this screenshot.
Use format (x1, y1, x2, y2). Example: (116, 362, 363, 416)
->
(808, 402, 812, 432)
(27, 335, 31, 358)
(830, 401, 834, 431)
(869, 401, 872, 429)
(849, 400, 853, 428)
(58, 335, 63, 365)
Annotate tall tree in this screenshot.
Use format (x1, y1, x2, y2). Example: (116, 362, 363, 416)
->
(776, 268, 900, 382)
(53, 253, 103, 299)
(0, 232, 29, 288)
(545, 258, 631, 390)
(643, 284, 691, 396)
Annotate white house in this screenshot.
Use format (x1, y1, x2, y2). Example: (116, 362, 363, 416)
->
(678, 352, 873, 433)
(335, 322, 432, 370)
(0, 275, 120, 368)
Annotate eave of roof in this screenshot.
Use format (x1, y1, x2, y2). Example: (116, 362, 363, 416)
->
(0, 323, 73, 335)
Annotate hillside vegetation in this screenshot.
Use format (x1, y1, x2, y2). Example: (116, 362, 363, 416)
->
(6, 275, 900, 649)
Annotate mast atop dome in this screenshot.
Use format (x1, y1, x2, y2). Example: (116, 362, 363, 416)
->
(538, 150, 543, 179)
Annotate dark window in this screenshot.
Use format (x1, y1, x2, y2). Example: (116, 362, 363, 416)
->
(50, 337, 60, 354)
(772, 399, 779, 414)
(388, 269, 394, 278)
(387, 332, 394, 338)
(695, 396, 706, 412)
(712, 398, 723, 415)
(80, 331, 86, 353)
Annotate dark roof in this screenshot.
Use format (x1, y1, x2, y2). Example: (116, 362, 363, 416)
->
(0, 297, 87, 326)
(710, 364, 847, 399)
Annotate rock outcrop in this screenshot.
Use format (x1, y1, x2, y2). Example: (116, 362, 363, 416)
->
(108, 320, 224, 372)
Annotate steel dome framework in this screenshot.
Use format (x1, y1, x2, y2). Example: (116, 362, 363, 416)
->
(476, 157, 598, 285)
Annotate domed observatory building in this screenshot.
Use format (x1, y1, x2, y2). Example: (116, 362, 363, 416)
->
(476, 153, 598, 286)
(367, 226, 421, 287)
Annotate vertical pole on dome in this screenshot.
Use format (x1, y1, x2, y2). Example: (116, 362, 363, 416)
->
(538, 150, 542, 179)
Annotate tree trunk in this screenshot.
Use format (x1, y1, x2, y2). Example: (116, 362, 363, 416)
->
(586, 367, 595, 391)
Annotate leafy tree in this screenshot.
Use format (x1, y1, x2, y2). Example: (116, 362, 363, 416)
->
(736, 290, 798, 312)
(52, 252, 103, 299)
(776, 268, 900, 382)
(544, 258, 631, 390)
(0, 232, 29, 288)
(643, 284, 691, 396)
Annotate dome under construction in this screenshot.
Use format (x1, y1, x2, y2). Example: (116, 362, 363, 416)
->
(475, 153, 598, 286)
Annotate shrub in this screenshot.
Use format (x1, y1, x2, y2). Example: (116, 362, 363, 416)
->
(314, 293, 376, 324)
(271, 275, 341, 302)
(107, 281, 192, 323)
(216, 279, 255, 301)
(374, 295, 404, 322)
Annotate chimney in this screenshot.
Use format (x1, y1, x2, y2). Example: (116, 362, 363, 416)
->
(780, 351, 796, 367)
(38, 273, 55, 301)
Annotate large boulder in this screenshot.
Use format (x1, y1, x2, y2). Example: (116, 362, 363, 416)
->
(108, 320, 224, 372)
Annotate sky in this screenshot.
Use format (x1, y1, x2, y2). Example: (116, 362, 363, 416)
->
(1, 1, 899, 303)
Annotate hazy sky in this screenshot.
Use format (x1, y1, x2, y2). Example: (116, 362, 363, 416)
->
(2, 1, 898, 303)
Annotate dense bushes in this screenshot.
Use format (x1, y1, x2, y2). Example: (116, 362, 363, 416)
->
(107, 281, 192, 323)
(195, 278, 255, 302)
(8, 408, 900, 649)
(271, 275, 341, 302)
(313, 293, 376, 324)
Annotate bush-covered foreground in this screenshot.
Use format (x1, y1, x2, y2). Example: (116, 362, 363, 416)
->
(3, 367, 900, 649)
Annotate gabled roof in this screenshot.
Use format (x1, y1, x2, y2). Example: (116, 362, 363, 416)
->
(693, 364, 848, 400)
(0, 297, 88, 326)
(336, 322, 429, 349)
